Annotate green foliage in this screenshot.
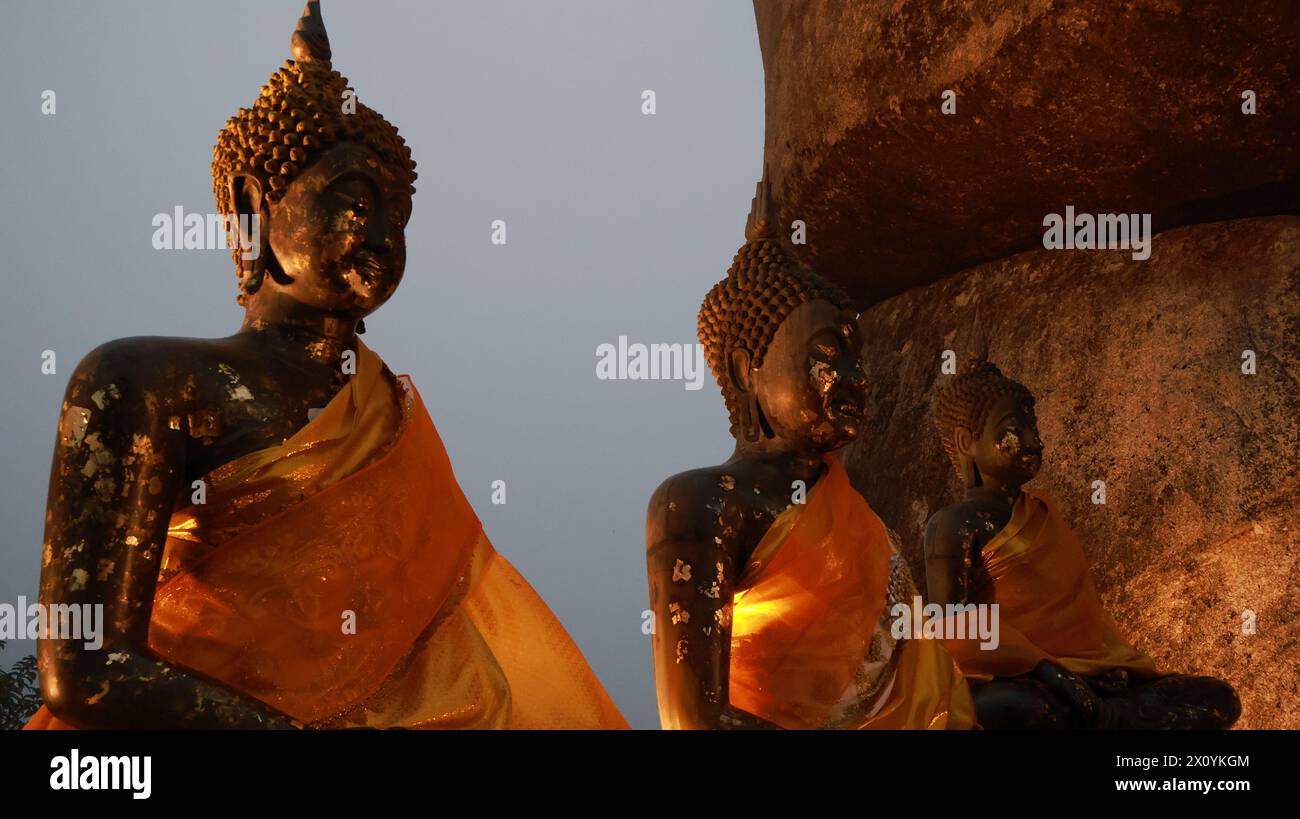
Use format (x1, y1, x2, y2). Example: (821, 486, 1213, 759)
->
(0, 641, 42, 730)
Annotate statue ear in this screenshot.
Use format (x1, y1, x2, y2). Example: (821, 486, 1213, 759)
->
(954, 425, 975, 458)
(953, 426, 980, 488)
(727, 347, 764, 443)
(727, 347, 754, 394)
(231, 173, 263, 218)
(230, 173, 283, 290)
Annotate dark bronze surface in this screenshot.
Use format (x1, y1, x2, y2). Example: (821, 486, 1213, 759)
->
(37, 3, 412, 729)
(647, 281, 866, 727)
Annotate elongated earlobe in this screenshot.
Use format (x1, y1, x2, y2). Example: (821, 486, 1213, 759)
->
(741, 394, 761, 442)
(954, 426, 980, 488)
(728, 346, 762, 442)
(231, 175, 272, 299)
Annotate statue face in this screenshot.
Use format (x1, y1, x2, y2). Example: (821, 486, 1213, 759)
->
(263, 141, 412, 317)
(972, 392, 1043, 486)
(751, 299, 866, 450)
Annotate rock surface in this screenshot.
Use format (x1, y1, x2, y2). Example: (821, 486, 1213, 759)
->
(754, 0, 1300, 306)
(840, 215, 1300, 728)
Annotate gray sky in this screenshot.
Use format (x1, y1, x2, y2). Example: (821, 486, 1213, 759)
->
(0, 0, 764, 729)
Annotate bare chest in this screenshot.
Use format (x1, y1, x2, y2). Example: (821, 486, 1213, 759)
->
(176, 359, 346, 480)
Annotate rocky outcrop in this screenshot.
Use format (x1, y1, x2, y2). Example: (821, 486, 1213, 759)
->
(754, 0, 1300, 305)
(840, 215, 1300, 728)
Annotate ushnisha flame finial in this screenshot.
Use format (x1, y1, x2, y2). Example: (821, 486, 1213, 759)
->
(291, 1, 332, 64)
(967, 306, 990, 367)
(744, 165, 777, 243)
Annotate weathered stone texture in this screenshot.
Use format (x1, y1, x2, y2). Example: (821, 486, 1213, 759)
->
(755, 0, 1300, 305)
(841, 216, 1299, 728)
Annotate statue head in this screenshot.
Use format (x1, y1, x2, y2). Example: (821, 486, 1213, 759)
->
(698, 179, 865, 452)
(212, 2, 417, 318)
(934, 353, 1043, 491)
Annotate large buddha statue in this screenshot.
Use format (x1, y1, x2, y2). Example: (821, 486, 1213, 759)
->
(27, 2, 625, 730)
(645, 182, 975, 730)
(923, 352, 1241, 729)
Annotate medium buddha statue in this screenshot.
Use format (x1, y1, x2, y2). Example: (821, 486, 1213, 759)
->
(645, 182, 975, 730)
(27, 2, 625, 730)
(923, 353, 1241, 729)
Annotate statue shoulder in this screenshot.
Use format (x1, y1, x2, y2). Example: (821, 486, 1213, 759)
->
(67, 335, 235, 418)
(923, 499, 979, 556)
(646, 466, 743, 555)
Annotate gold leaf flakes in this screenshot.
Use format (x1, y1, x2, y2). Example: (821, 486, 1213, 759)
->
(59, 406, 91, 447)
(86, 679, 110, 705)
(714, 605, 732, 628)
(672, 559, 692, 582)
(669, 602, 690, 625)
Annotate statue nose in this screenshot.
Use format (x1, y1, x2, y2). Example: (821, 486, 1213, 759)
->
(1023, 429, 1043, 453)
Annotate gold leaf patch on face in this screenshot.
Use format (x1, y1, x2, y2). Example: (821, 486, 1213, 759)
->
(997, 430, 1021, 456)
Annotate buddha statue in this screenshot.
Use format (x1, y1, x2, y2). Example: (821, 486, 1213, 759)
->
(645, 180, 975, 730)
(26, 2, 625, 730)
(923, 351, 1241, 729)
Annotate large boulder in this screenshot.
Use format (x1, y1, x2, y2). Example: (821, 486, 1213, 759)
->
(755, 0, 1300, 306)
(840, 215, 1300, 728)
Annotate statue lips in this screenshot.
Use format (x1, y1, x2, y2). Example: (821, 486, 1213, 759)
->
(350, 252, 385, 284)
(1016, 448, 1043, 480)
(337, 249, 396, 296)
(833, 398, 865, 419)
(826, 386, 867, 421)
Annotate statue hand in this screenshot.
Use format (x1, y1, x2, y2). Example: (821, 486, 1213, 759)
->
(1031, 660, 1102, 728)
(1087, 668, 1130, 696)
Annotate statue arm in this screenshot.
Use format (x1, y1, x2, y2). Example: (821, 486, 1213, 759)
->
(645, 481, 780, 730)
(922, 510, 972, 605)
(37, 342, 296, 729)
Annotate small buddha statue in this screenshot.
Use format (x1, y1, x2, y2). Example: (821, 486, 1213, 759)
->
(27, 2, 625, 730)
(923, 352, 1241, 729)
(645, 180, 975, 730)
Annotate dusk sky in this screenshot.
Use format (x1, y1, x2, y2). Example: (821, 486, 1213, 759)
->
(0, 0, 766, 729)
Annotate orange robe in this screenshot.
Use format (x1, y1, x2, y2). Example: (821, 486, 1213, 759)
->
(728, 455, 975, 730)
(27, 340, 626, 730)
(942, 489, 1161, 682)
